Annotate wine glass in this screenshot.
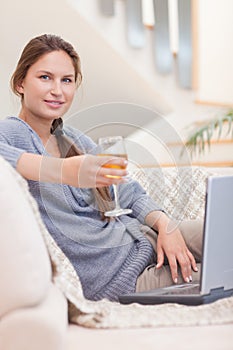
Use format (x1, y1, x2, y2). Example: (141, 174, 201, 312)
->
(98, 136, 132, 217)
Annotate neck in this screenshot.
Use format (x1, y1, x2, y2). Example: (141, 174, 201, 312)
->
(19, 110, 53, 142)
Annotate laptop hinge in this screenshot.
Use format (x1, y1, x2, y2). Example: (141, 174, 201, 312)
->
(209, 287, 225, 295)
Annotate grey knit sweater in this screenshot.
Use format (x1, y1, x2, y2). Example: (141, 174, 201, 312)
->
(0, 117, 162, 301)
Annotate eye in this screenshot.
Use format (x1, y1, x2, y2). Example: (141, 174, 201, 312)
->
(62, 77, 73, 83)
(40, 75, 50, 80)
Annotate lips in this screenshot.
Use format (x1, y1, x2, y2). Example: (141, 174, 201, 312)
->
(44, 100, 64, 108)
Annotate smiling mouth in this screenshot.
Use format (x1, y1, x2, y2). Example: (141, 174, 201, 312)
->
(44, 100, 64, 107)
(45, 100, 64, 105)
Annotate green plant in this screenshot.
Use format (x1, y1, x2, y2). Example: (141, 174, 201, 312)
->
(184, 109, 233, 157)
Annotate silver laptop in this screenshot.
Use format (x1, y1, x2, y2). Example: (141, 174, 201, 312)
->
(119, 175, 233, 306)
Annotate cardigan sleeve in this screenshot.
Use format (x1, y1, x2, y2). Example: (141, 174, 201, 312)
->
(118, 178, 164, 224)
(0, 139, 25, 169)
(0, 118, 32, 168)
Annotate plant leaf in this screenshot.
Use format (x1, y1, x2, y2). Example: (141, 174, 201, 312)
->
(182, 110, 233, 159)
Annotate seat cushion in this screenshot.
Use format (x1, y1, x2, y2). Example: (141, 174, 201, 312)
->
(0, 156, 52, 317)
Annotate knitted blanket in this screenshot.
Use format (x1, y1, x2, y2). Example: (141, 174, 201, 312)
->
(6, 158, 233, 329)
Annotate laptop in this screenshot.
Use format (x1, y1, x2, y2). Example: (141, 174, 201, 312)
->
(119, 175, 233, 306)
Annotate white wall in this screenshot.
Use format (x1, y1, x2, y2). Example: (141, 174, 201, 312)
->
(196, 0, 233, 105)
(0, 0, 170, 118)
(0, 0, 232, 166)
(67, 0, 233, 127)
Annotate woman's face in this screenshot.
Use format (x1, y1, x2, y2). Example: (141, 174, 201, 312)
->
(17, 50, 76, 123)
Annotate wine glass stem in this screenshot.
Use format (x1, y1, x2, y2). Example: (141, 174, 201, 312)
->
(112, 184, 121, 210)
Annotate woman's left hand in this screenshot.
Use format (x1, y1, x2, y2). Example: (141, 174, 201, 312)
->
(145, 211, 198, 284)
(156, 224, 198, 283)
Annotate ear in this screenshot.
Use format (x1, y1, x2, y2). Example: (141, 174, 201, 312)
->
(16, 81, 24, 95)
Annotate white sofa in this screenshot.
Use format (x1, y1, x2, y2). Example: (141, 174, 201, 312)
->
(0, 155, 233, 350)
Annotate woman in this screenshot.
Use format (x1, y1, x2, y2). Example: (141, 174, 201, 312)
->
(0, 34, 202, 301)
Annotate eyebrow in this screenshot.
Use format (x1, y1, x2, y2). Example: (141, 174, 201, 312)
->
(36, 70, 75, 78)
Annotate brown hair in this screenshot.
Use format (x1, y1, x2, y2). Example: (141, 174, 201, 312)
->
(50, 118, 113, 218)
(11, 34, 113, 218)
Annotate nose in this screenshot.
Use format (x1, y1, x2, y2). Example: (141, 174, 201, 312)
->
(50, 80, 62, 96)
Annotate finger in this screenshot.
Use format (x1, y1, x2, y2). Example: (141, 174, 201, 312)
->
(167, 256, 178, 284)
(105, 157, 128, 166)
(95, 177, 127, 187)
(95, 170, 129, 186)
(101, 168, 128, 178)
(97, 160, 128, 174)
(98, 156, 128, 168)
(187, 250, 199, 272)
(156, 245, 164, 269)
(97, 168, 128, 183)
(178, 253, 192, 283)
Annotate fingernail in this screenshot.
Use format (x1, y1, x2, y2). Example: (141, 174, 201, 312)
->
(186, 277, 190, 283)
(194, 266, 198, 272)
(174, 278, 178, 284)
(189, 275, 192, 282)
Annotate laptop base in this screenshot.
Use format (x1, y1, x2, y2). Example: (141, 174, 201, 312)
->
(118, 287, 233, 306)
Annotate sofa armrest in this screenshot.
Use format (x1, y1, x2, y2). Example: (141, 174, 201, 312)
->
(0, 283, 68, 350)
(0, 157, 52, 317)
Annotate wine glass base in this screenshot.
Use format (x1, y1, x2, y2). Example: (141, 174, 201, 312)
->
(104, 208, 132, 217)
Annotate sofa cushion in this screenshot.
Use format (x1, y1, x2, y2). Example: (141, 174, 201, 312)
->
(0, 283, 67, 350)
(0, 156, 52, 317)
(132, 166, 212, 220)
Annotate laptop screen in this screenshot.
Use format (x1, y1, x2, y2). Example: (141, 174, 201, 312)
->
(200, 176, 233, 294)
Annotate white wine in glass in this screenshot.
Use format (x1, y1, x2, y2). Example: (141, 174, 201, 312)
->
(98, 136, 132, 217)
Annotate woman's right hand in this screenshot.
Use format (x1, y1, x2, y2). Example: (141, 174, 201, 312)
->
(64, 154, 128, 188)
(17, 153, 128, 188)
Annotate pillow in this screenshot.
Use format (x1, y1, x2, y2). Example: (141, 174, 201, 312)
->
(0, 156, 52, 317)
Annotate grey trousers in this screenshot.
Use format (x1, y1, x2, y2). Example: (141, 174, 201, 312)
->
(136, 219, 203, 292)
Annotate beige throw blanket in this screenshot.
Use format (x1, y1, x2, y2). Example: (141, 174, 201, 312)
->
(12, 161, 233, 328)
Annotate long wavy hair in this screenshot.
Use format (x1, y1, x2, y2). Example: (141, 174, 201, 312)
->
(11, 34, 113, 218)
